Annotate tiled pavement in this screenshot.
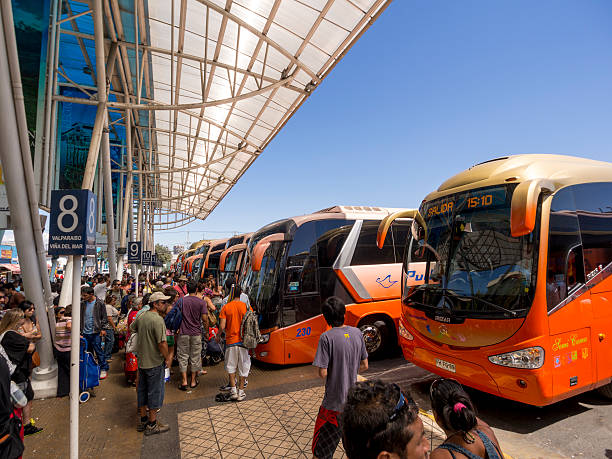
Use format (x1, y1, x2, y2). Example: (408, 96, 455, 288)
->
(177, 385, 446, 459)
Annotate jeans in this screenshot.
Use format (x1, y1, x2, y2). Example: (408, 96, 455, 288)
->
(83, 333, 109, 371)
(103, 330, 115, 361)
(137, 364, 165, 410)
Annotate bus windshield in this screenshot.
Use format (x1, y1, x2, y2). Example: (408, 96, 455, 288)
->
(405, 184, 539, 319)
(241, 242, 286, 329)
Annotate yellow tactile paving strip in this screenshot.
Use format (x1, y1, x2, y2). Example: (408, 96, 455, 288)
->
(178, 386, 447, 459)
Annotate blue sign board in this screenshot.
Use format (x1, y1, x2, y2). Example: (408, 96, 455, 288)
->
(151, 254, 157, 266)
(48, 190, 96, 256)
(142, 251, 152, 266)
(127, 241, 141, 264)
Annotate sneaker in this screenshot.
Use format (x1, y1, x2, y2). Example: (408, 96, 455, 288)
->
(100, 370, 108, 380)
(144, 421, 170, 436)
(244, 379, 248, 388)
(219, 383, 232, 392)
(229, 388, 238, 400)
(23, 422, 43, 436)
(236, 390, 246, 402)
(137, 419, 147, 432)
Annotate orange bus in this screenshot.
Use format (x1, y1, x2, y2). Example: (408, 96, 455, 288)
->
(219, 234, 252, 288)
(242, 206, 412, 364)
(200, 239, 229, 282)
(377, 154, 612, 406)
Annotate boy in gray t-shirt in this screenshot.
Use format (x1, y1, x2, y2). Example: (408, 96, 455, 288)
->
(312, 297, 368, 459)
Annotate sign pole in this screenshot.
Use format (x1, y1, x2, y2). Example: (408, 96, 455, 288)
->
(69, 254, 81, 459)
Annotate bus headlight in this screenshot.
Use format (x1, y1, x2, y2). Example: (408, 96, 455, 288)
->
(488, 346, 544, 369)
(259, 333, 270, 344)
(398, 321, 414, 341)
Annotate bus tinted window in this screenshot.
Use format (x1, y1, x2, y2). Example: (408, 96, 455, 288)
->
(547, 187, 583, 311)
(573, 182, 612, 280)
(317, 223, 353, 267)
(351, 221, 395, 266)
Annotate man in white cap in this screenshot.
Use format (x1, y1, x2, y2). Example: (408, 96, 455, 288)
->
(130, 291, 173, 435)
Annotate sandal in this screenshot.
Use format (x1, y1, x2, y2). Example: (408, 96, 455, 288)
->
(178, 384, 188, 391)
(190, 379, 199, 389)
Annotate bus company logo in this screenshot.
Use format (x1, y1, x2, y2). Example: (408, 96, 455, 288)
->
(376, 274, 398, 289)
(552, 338, 569, 352)
(554, 355, 561, 368)
(570, 335, 587, 346)
(439, 325, 449, 337)
(406, 270, 424, 282)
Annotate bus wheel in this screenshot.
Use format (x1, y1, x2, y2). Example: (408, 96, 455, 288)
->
(360, 319, 388, 359)
(597, 382, 612, 399)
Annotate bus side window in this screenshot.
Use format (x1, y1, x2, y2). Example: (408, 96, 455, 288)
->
(351, 221, 395, 266)
(572, 182, 612, 281)
(547, 187, 583, 311)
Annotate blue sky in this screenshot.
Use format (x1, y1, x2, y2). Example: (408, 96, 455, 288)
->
(153, 1, 612, 247)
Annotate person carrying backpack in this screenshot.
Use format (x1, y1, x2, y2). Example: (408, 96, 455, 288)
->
(218, 283, 251, 401)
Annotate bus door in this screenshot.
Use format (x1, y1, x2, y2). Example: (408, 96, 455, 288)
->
(572, 183, 612, 384)
(547, 186, 594, 395)
(282, 248, 325, 362)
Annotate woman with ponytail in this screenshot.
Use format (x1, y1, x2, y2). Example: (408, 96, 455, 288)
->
(429, 378, 503, 459)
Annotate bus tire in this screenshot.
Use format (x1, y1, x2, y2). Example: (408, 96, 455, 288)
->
(359, 318, 389, 359)
(597, 382, 612, 399)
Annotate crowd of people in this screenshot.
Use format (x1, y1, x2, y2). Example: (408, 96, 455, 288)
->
(0, 271, 505, 459)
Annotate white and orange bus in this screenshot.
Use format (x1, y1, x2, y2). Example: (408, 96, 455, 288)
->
(219, 233, 252, 288)
(242, 206, 412, 364)
(378, 154, 612, 406)
(199, 238, 229, 282)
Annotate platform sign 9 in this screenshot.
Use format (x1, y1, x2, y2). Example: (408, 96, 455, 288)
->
(49, 190, 96, 256)
(127, 242, 142, 264)
(142, 251, 152, 265)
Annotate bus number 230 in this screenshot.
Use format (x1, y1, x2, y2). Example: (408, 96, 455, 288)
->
(296, 327, 311, 337)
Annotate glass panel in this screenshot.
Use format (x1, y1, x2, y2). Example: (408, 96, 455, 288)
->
(547, 187, 582, 310)
(351, 220, 395, 266)
(573, 183, 612, 280)
(317, 223, 353, 268)
(404, 184, 538, 318)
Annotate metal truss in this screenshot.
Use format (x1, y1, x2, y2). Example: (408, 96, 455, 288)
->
(42, 0, 392, 232)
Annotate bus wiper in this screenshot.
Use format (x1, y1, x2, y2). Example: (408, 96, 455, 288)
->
(432, 287, 519, 317)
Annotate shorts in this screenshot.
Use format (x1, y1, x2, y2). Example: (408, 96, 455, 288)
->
(224, 345, 250, 377)
(312, 406, 341, 459)
(137, 364, 165, 410)
(17, 380, 34, 402)
(177, 334, 202, 373)
(166, 335, 175, 347)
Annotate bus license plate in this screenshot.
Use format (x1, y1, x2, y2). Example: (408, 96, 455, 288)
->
(435, 358, 456, 373)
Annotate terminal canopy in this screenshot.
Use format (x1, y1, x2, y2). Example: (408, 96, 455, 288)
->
(54, 0, 391, 227)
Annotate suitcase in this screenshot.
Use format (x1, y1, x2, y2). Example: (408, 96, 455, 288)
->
(79, 338, 100, 403)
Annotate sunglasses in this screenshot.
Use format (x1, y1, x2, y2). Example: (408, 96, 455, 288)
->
(389, 383, 407, 421)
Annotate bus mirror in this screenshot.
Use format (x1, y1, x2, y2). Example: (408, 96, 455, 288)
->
(377, 209, 427, 249)
(219, 252, 228, 271)
(250, 233, 286, 272)
(511, 179, 555, 237)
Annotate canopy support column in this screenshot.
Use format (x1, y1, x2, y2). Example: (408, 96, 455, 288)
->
(0, 0, 56, 398)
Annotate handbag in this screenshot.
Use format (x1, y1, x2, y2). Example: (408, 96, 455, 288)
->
(31, 351, 40, 368)
(164, 298, 184, 332)
(126, 332, 138, 354)
(207, 308, 217, 327)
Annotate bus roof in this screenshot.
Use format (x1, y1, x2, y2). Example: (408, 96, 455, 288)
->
(426, 154, 612, 202)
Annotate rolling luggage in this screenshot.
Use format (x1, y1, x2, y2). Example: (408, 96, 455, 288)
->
(79, 337, 100, 403)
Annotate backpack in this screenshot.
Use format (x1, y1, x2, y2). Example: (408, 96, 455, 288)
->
(164, 298, 184, 333)
(240, 304, 261, 349)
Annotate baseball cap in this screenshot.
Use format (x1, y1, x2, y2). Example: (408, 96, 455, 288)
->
(149, 292, 171, 303)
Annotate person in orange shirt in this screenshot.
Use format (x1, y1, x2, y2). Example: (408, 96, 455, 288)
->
(218, 284, 249, 401)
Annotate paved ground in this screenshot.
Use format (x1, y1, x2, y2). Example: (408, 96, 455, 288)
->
(23, 348, 612, 458)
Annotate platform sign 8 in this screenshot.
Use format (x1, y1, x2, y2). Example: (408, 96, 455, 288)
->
(48, 190, 97, 256)
(127, 242, 142, 264)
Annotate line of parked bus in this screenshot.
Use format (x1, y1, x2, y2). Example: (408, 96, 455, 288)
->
(172, 154, 612, 407)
